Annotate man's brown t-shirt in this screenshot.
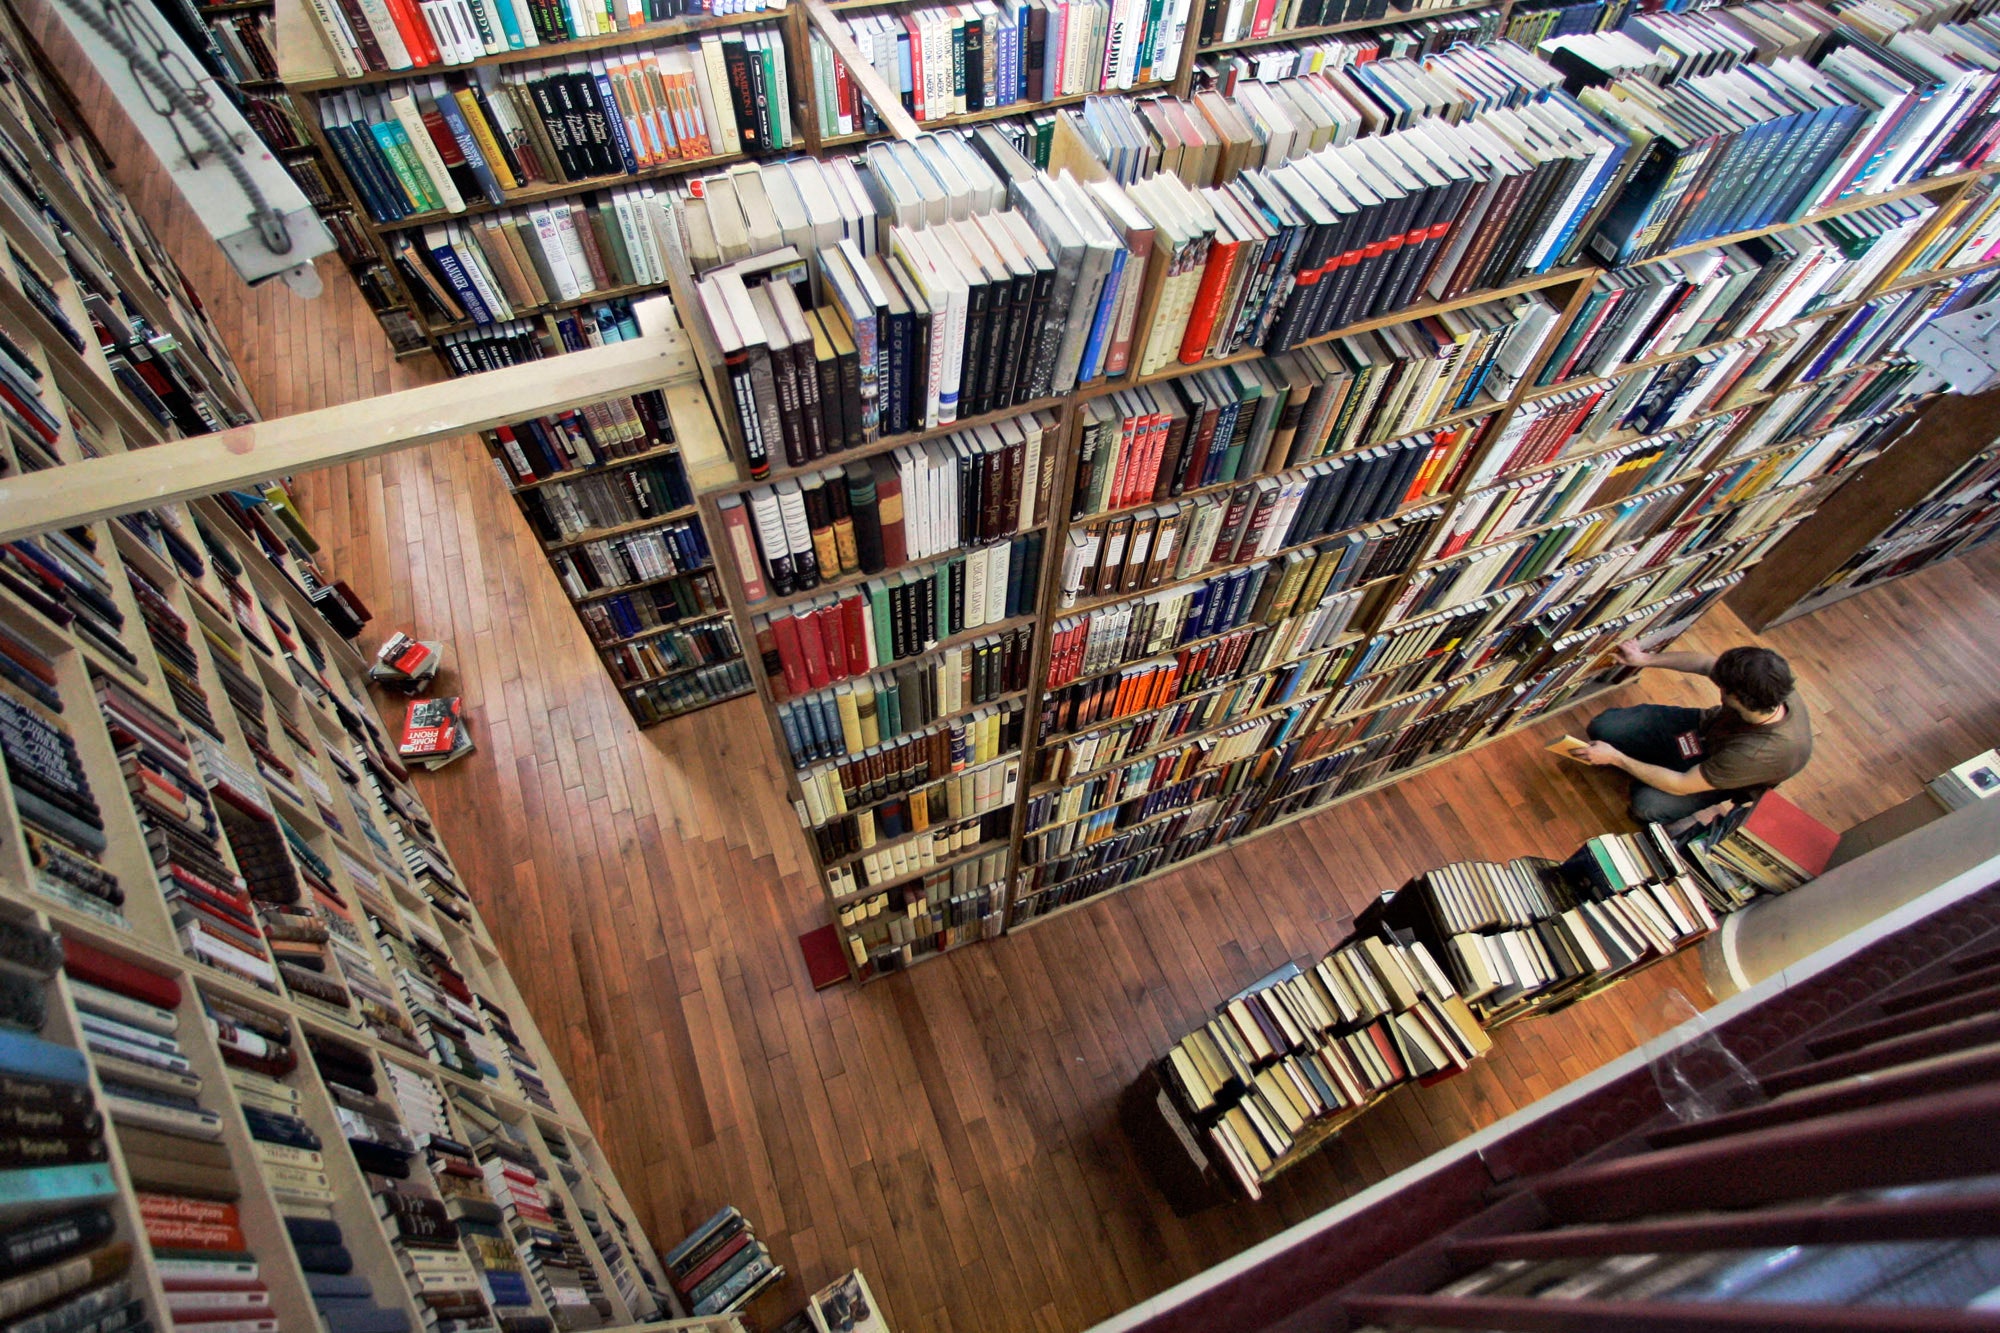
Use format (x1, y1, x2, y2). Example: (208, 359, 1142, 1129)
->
(1699, 691, 1813, 793)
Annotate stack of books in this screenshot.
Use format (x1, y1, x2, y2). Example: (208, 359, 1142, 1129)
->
(662, 1206, 783, 1319)
(471, 996, 556, 1113)
(2, 678, 122, 927)
(1697, 790, 1839, 895)
(368, 634, 444, 694)
(397, 697, 476, 771)
(1159, 932, 1489, 1199)
(2, 536, 142, 682)
(375, 1063, 497, 1331)
(1929, 749, 2000, 809)
(93, 676, 283, 993)
(458, 1096, 608, 1328)
(205, 990, 397, 1333)
(124, 566, 222, 742)
(421, 1124, 536, 1329)
(0, 923, 131, 1333)
(369, 913, 500, 1089)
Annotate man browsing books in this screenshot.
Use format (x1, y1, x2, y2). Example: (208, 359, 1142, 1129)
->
(1575, 644, 1813, 825)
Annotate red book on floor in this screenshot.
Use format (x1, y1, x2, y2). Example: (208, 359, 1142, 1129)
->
(1738, 791, 1838, 880)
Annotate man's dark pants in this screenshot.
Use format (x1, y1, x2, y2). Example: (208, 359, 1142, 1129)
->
(1586, 704, 1732, 823)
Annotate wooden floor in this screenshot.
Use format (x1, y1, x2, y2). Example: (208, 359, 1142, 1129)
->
(35, 22, 2000, 1327)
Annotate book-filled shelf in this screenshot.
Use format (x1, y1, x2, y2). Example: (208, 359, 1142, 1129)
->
(0, 483, 698, 1328)
(476, 330, 753, 724)
(1725, 370, 2000, 630)
(666, 0, 2000, 982)
(1778, 437, 2000, 616)
(0, 13, 738, 1320)
(262, 0, 1633, 361)
(1131, 816, 1733, 1208)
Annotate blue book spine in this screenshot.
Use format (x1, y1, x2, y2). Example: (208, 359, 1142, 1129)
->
(331, 123, 407, 223)
(0, 1030, 89, 1085)
(427, 240, 493, 326)
(1077, 248, 1126, 384)
(432, 92, 505, 206)
(895, 33, 914, 111)
(593, 71, 639, 175)
(0, 1162, 116, 1210)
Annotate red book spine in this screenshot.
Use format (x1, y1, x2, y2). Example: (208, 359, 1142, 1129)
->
(386, 0, 440, 65)
(62, 937, 183, 1010)
(1179, 241, 1242, 364)
(794, 609, 831, 690)
(817, 603, 848, 685)
(770, 613, 810, 698)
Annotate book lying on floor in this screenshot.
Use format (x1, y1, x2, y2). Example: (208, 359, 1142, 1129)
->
(368, 634, 442, 693)
(397, 698, 475, 770)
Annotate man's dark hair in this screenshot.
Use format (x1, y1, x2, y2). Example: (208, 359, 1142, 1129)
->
(1713, 647, 1794, 713)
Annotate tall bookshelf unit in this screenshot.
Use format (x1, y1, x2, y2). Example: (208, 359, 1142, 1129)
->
(480, 328, 757, 724)
(682, 92, 2000, 980)
(0, 6, 730, 1321)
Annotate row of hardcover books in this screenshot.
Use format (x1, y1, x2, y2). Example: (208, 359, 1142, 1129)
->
(717, 414, 1057, 602)
(319, 31, 794, 227)
(301, 0, 786, 77)
(1019, 557, 1762, 919)
(806, 746, 1018, 858)
(834, 857, 1010, 970)
(827, 0, 1197, 124)
(1067, 297, 1542, 524)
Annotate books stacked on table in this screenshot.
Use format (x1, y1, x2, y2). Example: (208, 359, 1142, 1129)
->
(1692, 789, 1839, 895)
(0, 921, 132, 1333)
(1157, 931, 1490, 1200)
(1929, 749, 2000, 810)
(1, 676, 124, 927)
(92, 676, 283, 993)
(61, 944, 277, 1332)
(368, 635, 444, 696)
(662, 1207, 783, 1320)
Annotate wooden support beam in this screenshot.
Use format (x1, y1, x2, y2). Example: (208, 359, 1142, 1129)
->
(0, 330, 699, 542)
(802, 0, 921, 141)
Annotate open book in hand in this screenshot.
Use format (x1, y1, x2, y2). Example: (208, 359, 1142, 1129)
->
(1547, 735, 1592, 761)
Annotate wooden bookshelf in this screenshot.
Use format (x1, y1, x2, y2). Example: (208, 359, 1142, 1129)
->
(1726, 384, 2000, 632)
(670, 122, 2000, 967)
(0, 25, 703, 1318)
